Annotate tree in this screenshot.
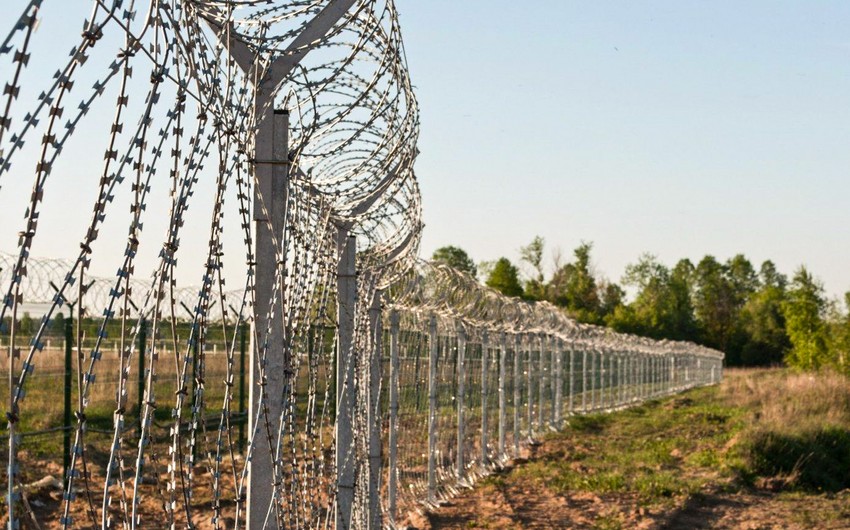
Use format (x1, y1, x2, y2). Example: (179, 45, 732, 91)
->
(53, 312, 66, 335)
(547, 242, 600, 322)
(19, 312, 34, 336)
(782, 267, 828, 370)
(827, 292, 850, 373)
(520, 236, 546, 301)
(432, 245, 477, 279)
(669, 258, 700, 339)
(486, 258, 523, 298)
(738, 261, 789, 366)
(693, 256, 739, 360)
(727, 254, 760, 300)
(598, 280, 625, 320)
(608, 254, 696, 340)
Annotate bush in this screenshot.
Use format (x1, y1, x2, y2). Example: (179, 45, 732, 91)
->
(742, 426, 850, 491)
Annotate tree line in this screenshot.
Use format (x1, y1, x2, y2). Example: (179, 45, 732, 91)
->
(432, 240, 849, 371)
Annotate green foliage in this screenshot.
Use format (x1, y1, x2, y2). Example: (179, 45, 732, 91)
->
(485, 257, 523, 297)
(19, 312, 34, 335)
(782, 267, 829, 370)
(53, 312, 66, 334)
(608, 255, 696, 340)
(738, 261, 790, 366)
(742, 426, 850, 491)
(431, 245, 477, 279)
(548, 242, 607, 323)
(520, 236, 546, 301)
(693, 256, 741, 355)
(459, 233, 850, 369)
(826, 294, 850, 373)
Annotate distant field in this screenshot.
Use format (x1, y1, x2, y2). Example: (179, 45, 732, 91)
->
(422, 368, 850, 530)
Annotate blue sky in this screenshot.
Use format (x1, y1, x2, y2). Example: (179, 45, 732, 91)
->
(2, 1, 850, 299)
(401, 1, 850, 297)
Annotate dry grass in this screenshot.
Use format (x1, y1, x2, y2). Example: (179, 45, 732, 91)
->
(722, 368, 850, 430)
(721, 368, 850, 492)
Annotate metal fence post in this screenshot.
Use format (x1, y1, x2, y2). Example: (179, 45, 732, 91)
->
(554, 338, 562, 428)
(670, 356, 675, 393)
(654, 356, 659, 396)
(631, 353, 635, 402)
(617, 353, 624, 406)
(335, 231, 357, 529)
(601, 348, 608, 409)
(513, 334, 520, 455)
(456, 321, 466, 480)
(428, 314, 438, 501)
(498, 332, 507, 458)
(526, 334, 533, 439)
(631, 353, 636, 400)
(367, 291, 383, 529)
(137, 318, 146, 432)
(63, 315, 73, 488)
(581, 348, 588, 413)
(538, 335, 545, 431)
(697, 358, 701, 385)
(480, 329, 490, 468)
(590, 349, 597, 411)
(239, 322, 247, 452)
(387, 310, 400, 523)
(568, 345, 574, 415)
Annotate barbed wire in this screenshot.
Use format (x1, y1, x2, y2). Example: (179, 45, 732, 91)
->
(0, 2, 722, 529)
(1, 1, 420, 528)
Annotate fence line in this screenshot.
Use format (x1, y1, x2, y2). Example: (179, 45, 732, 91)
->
(368, 262, 723, 527)
(0, 2, 723, 528)
(0, 256, 723, 529)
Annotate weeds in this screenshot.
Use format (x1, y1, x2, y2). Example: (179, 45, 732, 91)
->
(726, 369, 850, 492)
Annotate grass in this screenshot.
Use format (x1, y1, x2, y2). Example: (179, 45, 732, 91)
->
(510, 384, 745, 509)
(490, 368, 850, 516)
(424, 368, 850, 529)
(727, 369, 850, 492)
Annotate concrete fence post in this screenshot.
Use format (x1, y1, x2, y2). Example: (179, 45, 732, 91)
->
(581, 348, 588, 413)
(456, 321, 466, 480)
(568, 345, 575, 415)
(249, 108, 289, 530)
(526, 334, 533, 439)
(554, 337, 562, 428)
(387, 310, 400, 524)
(590, 349, 597, 411)
(513, 334, 521, 455)
(428, 314, 438, 502)
(481, 329, 490, 468)
(498, 332, 507, 458)
(335, 231, 357, 530)
(367, 291, 383, 529)
(538, 334, 546, 431)
(618, 353, 624, 406)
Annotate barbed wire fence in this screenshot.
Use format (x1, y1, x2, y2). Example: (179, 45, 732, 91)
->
(382, 263, 723, 527)
(0, 1, 723, 529)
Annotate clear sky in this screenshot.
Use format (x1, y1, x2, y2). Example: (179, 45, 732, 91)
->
(400, 1, 850, 298)
(2, 1, 850, 300)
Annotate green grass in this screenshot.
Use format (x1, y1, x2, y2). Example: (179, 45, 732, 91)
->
(494, 367, 850, 519)
(509, 385, 749, 508)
